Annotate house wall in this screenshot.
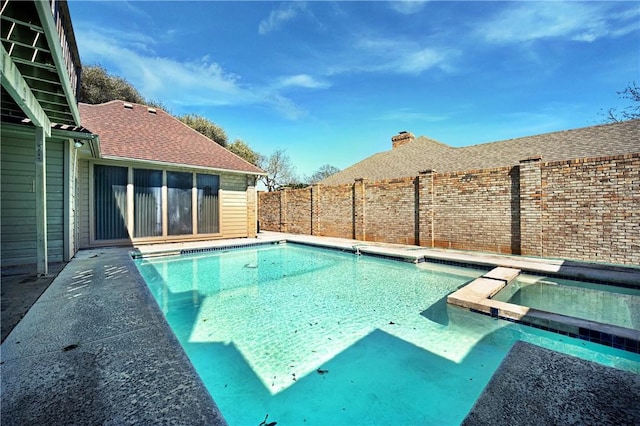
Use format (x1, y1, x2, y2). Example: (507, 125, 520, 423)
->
(220, 173, 249, 238)
(46, 139, 65, 262)
(77, 158, 90, 249)
(1, 128, 66, 267)
(76, 160, 256, 248)
(258, 153, 640, 265)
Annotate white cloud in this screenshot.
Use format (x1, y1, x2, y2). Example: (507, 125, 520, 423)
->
(478, 2, 639, 44)
(375, 108, 447, 123)
(76, 27, 305, 119)
(341, 37, 456, 75)
(277, 74, 331, 89)
(398, 48, 448, 74)
(258, 3, 305, 35)
(389, 1, 429, 15)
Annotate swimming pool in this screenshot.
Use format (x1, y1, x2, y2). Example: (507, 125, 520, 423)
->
(134, 243, 640, 425)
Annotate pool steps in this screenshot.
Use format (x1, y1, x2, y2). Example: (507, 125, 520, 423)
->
(447, 266, 640, 353)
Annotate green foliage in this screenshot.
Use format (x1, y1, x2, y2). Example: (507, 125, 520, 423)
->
(280, 183, 308, 190)
(79, 65, 146, 105)
(177, 114, 228, 147)
(228, 138, 261, 165)
(79, 64, 259, 151)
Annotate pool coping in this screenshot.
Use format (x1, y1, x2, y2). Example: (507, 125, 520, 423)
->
(134, 231, 640, 287)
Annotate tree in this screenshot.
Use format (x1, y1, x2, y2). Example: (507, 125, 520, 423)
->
(605, 81, 640, 122)
(80, 65, 167, 110)
(79, 65, 146, 105)
(228, 138, 261, 165)
(307, 164, 340, 184)
(177, 114, 228, 147)
(79, 64, 234, 149)
(258, 149, 298, 192)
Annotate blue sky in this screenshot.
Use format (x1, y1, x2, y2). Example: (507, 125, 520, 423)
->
(68, 1, 639, 179)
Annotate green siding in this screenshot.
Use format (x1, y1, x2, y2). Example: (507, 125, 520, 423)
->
(1, 128, 65, 266)
(46, 139, 64, 262)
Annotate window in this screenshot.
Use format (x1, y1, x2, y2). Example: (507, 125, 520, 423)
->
(92, 165, 223, 241)
(94, 165, 128, 240)
(134, 169, 162, 237)
(167, 171, 192, 235)
(197, 174, 219, 234)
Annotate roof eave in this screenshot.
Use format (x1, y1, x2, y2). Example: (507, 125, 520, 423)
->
(99, 155, 265, 176)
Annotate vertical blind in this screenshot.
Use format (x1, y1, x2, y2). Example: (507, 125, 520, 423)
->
(134, 169, 162, 238)
(167, 171, 193, 235)
(94, 166, 222, 240)
(94, 165, 128, 240)
(197, 174, 220, 234)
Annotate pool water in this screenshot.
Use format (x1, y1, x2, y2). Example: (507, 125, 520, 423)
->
(134, 243, 640, 425)
(493, 275, 640, 331)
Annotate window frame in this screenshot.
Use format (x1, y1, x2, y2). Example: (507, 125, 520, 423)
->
(89, 161, 223, 246)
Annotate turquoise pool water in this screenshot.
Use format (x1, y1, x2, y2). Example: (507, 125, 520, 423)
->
(134, 243, 640, 425)
(493, 275, 640, 331)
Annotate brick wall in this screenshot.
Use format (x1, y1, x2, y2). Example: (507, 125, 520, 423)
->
(285, 188, 312, 234)
(432, 167, 518, 254)
(258, 189, 281, 231)
(258, 153, 640, 265)
(365, 177, 417, 245)
(541, 153, 639, 265)
(315, 184, 354, 238)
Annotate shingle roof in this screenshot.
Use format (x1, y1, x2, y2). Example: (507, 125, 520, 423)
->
(321, 120, 640, 185)
(79, 101, 263, 174)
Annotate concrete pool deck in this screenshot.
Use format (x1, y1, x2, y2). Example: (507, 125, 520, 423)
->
(1, 247, 226, 425)
(2, 232, 639, 424)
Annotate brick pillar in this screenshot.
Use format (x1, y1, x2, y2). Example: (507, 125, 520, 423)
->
(417, 170, 436, 247)
(279, 188, 288, 233)
(311, 183, 322, 235)
(519, 156, 543, 256)
(353, 178, 367, 241)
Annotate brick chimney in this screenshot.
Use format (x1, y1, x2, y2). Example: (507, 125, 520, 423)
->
(391, 131, 415, 148)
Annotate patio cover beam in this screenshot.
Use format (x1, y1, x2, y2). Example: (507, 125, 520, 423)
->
(35, 125, 48, 275)
(1, 45, 51, 136)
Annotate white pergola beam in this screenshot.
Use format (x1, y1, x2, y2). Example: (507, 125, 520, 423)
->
(35, 125, 48, 275)
(1, 45, 51, 136)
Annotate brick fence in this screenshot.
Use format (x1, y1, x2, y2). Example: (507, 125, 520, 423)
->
(258, 153, 640, 265)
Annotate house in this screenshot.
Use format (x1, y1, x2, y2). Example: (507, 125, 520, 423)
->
(77, 101, 263, 248)
(1, 0, 86, 274)
(321, 120, 640, 185)
(1, 0, 263, 275)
